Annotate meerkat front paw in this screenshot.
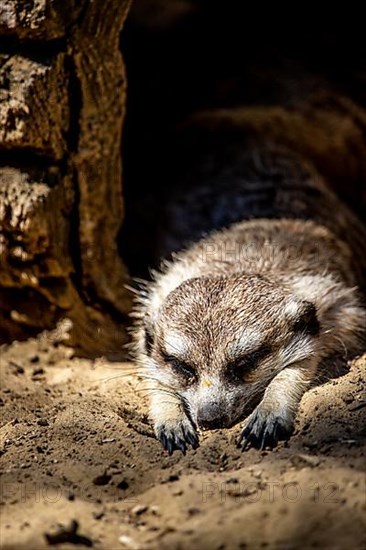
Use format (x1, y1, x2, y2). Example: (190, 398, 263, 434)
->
(237, 405, 294, 451)
(155, 416, 199, 455)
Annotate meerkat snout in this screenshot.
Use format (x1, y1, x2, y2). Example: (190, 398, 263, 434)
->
(197, 401, 229, 430)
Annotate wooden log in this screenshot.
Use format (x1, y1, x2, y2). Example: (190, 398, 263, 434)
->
(0, 53, 69, 159)
(0, 0, 132, 355)
(0, 1, 86, 41)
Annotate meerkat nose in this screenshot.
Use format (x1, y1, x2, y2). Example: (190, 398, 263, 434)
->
(197, 402, 230, 430)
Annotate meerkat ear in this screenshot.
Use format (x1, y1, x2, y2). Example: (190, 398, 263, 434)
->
(293, 301, 320, 336)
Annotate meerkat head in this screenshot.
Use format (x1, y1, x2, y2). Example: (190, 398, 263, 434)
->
(143, 274, 320, 430)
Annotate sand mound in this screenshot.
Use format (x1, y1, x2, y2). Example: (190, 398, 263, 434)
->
(0, 335, 365, 549)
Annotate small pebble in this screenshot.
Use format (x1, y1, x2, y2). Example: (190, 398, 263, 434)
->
(37, 419, 49, 427)
(118, 534, 141, 549)
(131, 504, 148, 516)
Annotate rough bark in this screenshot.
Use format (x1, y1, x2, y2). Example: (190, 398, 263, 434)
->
(0, 0, 132, 356)
(0, 1, 86, 41)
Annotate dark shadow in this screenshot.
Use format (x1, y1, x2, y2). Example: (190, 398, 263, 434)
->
(119, 2, 366, 278)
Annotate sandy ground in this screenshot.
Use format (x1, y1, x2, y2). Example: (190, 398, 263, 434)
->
(0, 332, 365, 550)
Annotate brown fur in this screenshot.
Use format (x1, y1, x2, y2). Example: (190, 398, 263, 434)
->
(132, 103, 366, 455)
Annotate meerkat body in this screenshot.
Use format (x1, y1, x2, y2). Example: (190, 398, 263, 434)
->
(133, 102, 366, 454)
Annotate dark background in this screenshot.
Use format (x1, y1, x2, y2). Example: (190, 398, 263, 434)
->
(119, 2, 366, 276)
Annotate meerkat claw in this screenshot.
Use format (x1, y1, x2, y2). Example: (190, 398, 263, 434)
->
(236, 433, 250, 451)
(175, 438, 187, 455)
(157, 422, 199, 455)
(238, 409, 292, 451)
(260, 426, 276, 450)
(159, 432, 174, 455)
(185, 431, 200, 450)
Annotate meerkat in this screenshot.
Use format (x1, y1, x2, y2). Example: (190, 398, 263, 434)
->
(132, 99, 366, 455)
